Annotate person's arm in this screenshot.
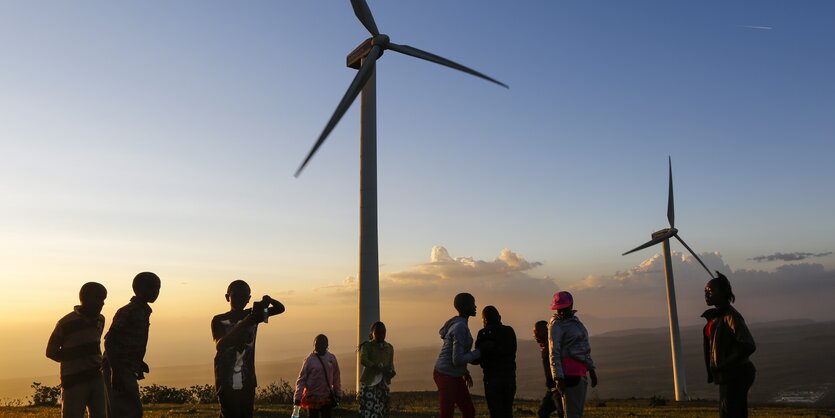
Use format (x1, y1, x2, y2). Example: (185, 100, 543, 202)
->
(359, 343, 376, 370)
(332, 355, 342, 398)
(212, 314, 256, 352)
(45, 323, 63, 362)
(451, 324, 480, 366)
(293, 357, 309, 405)
(548, 321, 565, 383)
(471, 329, 484, 365)
(723, 313, 756, 366)
(266, 296, 285, 317)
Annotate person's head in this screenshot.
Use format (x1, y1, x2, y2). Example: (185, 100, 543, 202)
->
(314, 334, 329, 355)
(552, 291, 575, 318)
(225, 280, 252, 311)
(132, 272, 161, 303)
(533, 320, 549, 345)
(79, 282, 107, 316)
(481, 306, 501, 327)
(370, 321, 386, 343)
(705, 271, 735, 307)
(454, 293, 476, 318)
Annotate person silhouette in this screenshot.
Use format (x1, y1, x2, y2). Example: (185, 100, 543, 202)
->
(102, 272, 161, 418)
(702, 271, 756, 418)
(533, 320, 563, 418)
(548, 291, 597, 418)
(358, 321, 395, 418)
(294, 334, 342, 418)
(474, 305, 517, 418)
(434, 292, 481, 418)
(46, 282, 108, 418)
(212, 280, 285, 418)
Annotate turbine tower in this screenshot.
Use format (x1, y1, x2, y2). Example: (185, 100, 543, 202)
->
(295, 0, 506, 389)
(622, 157, 715, 401)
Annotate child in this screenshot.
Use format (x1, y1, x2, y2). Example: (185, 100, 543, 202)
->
(294, 334, 342, 418)
(434, 293, 481, 418)
(102, 272, 161, 418)
(46, 282, 108, 418)
(548, 291, 597, 418)
(212, 280, 285, 418)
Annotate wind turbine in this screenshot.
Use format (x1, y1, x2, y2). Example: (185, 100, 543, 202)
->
(622, 157, 715, 401)
(294, 0, 507, 388)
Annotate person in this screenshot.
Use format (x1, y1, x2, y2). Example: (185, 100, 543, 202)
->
(46, 282, 108, 418)
(294, 334, 342, 418)
(702, 271, 756, 418)
(534, 320, 563, 418)
(211, 280, 286, 418)
(102, 272, 161, 418)
(434, 292, 481, 418)
(358, 321, 395, 418)
(548, 291, 597, 418)
(474, 306, 517, 418)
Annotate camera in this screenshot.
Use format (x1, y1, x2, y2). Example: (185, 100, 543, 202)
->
(252, 296, 270, 324)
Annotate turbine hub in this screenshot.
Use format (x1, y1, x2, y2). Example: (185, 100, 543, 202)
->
(371, 34, 390, 48)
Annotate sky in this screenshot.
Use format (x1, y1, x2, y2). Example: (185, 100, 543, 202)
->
(1, 0, 834, 385)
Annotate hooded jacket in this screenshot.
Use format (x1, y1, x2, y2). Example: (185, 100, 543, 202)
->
(434, 316, 480, 377)
(702, 305, 756, 384)
(548, 314, 595, 379)
(294, 351, 341, 406)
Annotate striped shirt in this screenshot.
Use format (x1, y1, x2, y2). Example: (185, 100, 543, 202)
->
(46, 306, 105, 388)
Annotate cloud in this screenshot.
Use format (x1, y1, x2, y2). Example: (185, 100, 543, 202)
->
(748, 252, 832, 263)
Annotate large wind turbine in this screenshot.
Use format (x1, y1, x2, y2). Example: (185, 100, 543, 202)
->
(294, 0, 506, 388)
(622, 157, 714, 401)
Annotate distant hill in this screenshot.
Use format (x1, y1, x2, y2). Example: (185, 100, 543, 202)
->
(3, 319, 833, 406)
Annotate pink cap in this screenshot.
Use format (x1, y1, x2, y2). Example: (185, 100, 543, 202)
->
(551, 291, 574, 310)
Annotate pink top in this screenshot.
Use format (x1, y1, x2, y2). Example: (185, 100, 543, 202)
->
(294, 352, 341, 407)
(561, 357, 588, 377)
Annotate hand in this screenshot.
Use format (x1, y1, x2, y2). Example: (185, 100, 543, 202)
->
(464, 373, 473, 388)
(589, 370, 598, 388)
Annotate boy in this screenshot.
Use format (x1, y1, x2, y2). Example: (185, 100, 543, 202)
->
(434, 292, 481, 418)
(102, 272, 161, 418)
(212, 280, 285, 418)
(46, 282, 108, 418)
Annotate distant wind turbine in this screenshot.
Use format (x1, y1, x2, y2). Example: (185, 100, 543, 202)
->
(295, 0, 507, 389)
(622, 157, 715, 401)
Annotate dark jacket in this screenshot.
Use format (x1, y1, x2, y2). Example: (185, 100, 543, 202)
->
(103, 297, 152, 378)
(539, 344, 556, 389)
(474, 323, 517, 380)
(702, 305, 756, 384)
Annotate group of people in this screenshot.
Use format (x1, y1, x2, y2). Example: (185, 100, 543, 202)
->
(45, 270, 757, 418)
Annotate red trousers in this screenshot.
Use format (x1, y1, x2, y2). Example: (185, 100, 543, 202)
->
(433, 369, 475, 418)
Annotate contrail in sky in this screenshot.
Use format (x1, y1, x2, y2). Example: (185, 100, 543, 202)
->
(740, 25, 773, 30)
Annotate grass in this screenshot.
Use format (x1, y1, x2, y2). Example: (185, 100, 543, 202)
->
(1, 392, 834, 417)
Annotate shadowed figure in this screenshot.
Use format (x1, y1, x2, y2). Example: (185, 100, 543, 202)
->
(533, 320, 564, 418)
(434, 292, 482, 418)
(46, 282, 107, 418)
(102, 272, 161, 418)
(358, 321, 396, 418)
(212, 280, 286, 418)
(548, 291, 598, 418)
(702, 271, 756, 418)
(294, 334, 342, 418)
(474, 306, 517, 418)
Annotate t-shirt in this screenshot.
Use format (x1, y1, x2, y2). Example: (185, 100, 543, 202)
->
(212, 309, 258, 392)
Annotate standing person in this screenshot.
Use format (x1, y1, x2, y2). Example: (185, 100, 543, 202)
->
(358, 321, 395, 418)
(102, 272, 161, 418)
(474, 306, 517, 418)
(702, 271, 756, 418)
(534, 320, 563, 418)
(294, 334, 342, 418)
(434, 292, 481, 418)
(211, 280, 286, 418)
(46, 282, 108, 418)
(548, 291, 598, 418)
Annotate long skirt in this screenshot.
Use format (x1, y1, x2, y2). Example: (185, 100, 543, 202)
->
(358, 381, 390, 418)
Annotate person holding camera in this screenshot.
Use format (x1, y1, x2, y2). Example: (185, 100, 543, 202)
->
(294, 334, 342, 418)
(358, 321, 395, 418)
(211, 280, 285, 418)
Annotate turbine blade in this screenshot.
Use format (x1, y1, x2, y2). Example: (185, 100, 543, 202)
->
(295, 46, 381, 177)
(667, 156, 675, 228)
(622, 230, 675, 256)
(351, 0, 379, 36)
(387, 42, 508, 89)
(673, 234, 714, 278)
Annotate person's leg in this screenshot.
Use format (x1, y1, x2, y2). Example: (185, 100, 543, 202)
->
(719, 382, 730, 418)
(308, 408, 321, 418)
(241, 386, 255, 418)
(61, 382, 87, 418)
(484, 378, 500, 418)
(106, 372, 142, 418)
(538, 391, 557, 418)
(87, 376, 107, 418)
(502, 381, 516, 417)
(434, 369, 456, 418)
(320, 405, 333, 418)
(725, 366, 756, 418)
(562, 376, 587, 418)
(452, 374, 475, 418)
